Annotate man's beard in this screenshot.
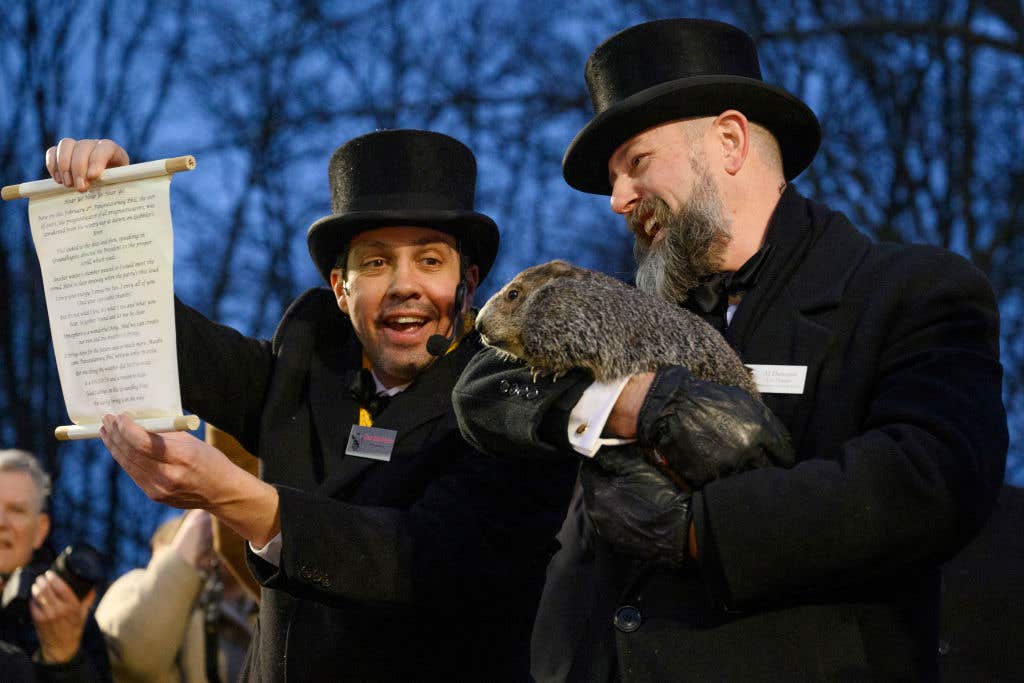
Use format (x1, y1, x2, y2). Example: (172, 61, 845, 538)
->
(632, 167, 731, 304)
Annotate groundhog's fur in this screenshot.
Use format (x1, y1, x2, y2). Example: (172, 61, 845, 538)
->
(477, 260, 758, 396)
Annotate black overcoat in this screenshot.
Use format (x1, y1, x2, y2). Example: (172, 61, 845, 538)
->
(453, 187, 1008, 681)
(174, 290, 577, 682)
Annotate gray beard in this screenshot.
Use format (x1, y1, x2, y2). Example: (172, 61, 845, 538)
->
(633, 168, 731, 305)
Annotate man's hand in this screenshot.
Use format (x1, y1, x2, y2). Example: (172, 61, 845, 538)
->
(30, 570, 95, 664)
(581, 446, 694, 567)
(606, 366, 794, 488)
(170, 510, 215, 571)
(45, 138, 129, 192)
(636, 366, 794, 488)
(100, 413, 281, 547)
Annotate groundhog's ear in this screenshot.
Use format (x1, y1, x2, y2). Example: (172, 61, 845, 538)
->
(542, 260, 577, 277)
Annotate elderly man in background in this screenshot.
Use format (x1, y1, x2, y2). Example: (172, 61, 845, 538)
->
(0, 449, 111, 682)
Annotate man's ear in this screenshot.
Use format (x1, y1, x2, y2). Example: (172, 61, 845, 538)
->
(330, 268, 350, 315)
(714, 110, 750, 176)
(33, 513, 50, 550)
(462, 264, 480, 311)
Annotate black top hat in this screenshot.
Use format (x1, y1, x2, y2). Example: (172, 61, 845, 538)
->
(562, 19, 821, 195)
(307, 129, 499, 283)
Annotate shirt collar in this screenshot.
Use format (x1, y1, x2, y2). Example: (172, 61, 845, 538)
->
(370, 370, 410, 397)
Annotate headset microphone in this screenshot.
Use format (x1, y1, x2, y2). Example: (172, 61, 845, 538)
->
(427, 279, 467, 357)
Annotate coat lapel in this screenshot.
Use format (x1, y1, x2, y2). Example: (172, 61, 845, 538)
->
(727, 187, 869, 453)
(309, 341, 362, 484)
(315, 333, 481, 498)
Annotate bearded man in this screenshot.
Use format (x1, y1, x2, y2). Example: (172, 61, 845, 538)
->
(453, 19, 1007, 681)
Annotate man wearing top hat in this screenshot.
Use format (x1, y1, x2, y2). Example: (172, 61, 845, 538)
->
(47, 131, 578, 681)
(453, 19, 1007, 681)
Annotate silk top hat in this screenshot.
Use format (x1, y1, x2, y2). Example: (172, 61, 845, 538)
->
(562, 18, 821, 195)
(307, 129, 499, 284)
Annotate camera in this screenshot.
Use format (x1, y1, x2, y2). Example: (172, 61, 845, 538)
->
(1, 544, 105, 619)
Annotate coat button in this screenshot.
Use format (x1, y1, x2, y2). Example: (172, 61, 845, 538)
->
(499, 379, 510, 395)
(613, 605, 642, 633)
(509, 382, 523, 396)
(525, 386, 539, 400)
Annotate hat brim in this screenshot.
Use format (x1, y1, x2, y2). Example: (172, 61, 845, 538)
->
(563, 75, 821, 195)
(307, 209, 499, 285)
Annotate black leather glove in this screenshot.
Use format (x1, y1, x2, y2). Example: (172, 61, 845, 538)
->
(580, 445, 692, 568)
(637, 365, 794, 489)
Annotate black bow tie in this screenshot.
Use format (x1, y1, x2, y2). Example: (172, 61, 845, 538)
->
(348, 368, 390, 419)
(684, 244, 772, 332)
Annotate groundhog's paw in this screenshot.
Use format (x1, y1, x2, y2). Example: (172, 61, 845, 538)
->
(491, 347, 524, 366)
(539, 368, 570, 382)
(528, 366, 566, 383)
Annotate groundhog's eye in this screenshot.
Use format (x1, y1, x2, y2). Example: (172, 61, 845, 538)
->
(506, 288, 520, 302)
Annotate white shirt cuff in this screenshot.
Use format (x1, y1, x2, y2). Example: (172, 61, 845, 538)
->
(249, 532, 282, 567)
(567, 376, 636, 457)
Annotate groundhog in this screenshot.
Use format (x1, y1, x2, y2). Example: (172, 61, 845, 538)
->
(476, 259, 758, 396)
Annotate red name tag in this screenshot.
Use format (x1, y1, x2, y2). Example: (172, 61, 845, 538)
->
(346, 425, 397, 461)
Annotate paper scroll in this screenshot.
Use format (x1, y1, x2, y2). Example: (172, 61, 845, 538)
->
(2, 157, 199, 440)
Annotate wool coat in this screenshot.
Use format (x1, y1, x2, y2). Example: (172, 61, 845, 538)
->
(939, 484, 1024, 680)
(453, 187, 1008, 682)
(96, 546, 206, 683)
(96, 546, 254, 683)
(174, 291, 577, 682)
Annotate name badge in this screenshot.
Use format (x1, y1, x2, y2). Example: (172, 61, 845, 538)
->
(746, 364, 808, 395)
(346, 425, 397, 461)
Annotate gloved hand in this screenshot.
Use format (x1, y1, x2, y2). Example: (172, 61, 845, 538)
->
(580, 445, 692, 568)
(637, 366, 794, 489)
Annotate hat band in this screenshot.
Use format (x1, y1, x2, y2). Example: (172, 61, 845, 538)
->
(334, 191, 473, 214)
